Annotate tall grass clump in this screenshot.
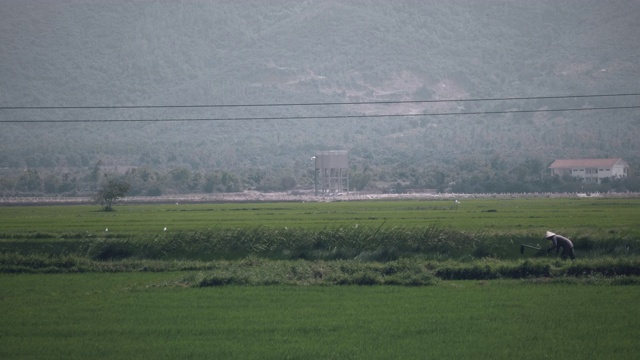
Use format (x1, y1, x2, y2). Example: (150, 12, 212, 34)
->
(191, 258, 438, 287)
(2, 224, 640, 265)
(121, 225, 485, 262)
(562, 258, 640, 277)
(432, 257, 640, 280)
(571, 232, 640, 257)
(0, 253, 92, 273)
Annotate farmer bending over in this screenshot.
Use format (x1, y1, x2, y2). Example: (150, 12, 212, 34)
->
(545, 231, 575, 260)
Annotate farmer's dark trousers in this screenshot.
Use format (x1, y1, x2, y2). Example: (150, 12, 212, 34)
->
(561, 247, 576, 260)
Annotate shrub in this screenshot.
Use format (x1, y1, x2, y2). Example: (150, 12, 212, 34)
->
(499, 260, 551, 278)
(198, 274, 250, 287)
(89, 241, 136, 260)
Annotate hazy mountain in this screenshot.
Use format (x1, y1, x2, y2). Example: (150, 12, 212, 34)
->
(1, 0, 639, 194)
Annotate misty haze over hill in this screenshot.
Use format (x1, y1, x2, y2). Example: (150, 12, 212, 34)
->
(1, 0, 639, 195)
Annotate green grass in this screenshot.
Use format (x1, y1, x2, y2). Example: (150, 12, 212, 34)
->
(1, 273, 639, 359)
(2, 199, 639, 358)
(1, 198, 639, 235)
(2, 223, 638, 264)
(1, 198, 639, 264)
(3, 255, 640, 283)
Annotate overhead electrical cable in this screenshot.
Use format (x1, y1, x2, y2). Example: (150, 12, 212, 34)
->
(2, 105, 639, 123)
(0, 92, 639, 110)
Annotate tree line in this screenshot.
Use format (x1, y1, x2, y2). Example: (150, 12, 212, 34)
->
(2, 160, 638, 198)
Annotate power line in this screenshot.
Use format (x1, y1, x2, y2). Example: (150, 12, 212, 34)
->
(2, 105, 639, 123)
(1, 92, 639, 110)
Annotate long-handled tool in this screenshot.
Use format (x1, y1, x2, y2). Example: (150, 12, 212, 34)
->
(520, 244, 541, 254)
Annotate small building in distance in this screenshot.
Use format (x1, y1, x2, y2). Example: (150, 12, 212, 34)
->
(314, 150, 348, 195)
(548, 158, 629, 184)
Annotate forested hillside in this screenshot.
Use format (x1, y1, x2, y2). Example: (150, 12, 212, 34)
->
(1, 0, 639, 196)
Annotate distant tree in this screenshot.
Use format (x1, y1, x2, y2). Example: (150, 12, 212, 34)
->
(16, 169, 42, 192)
(279, 175, 297, 191)
(43, 174, 60, 194)
(203, 173, 219, 193)
(619, 175, 640, 192)
(170, 167, 191, 182)
(350, 171, 372, 191)
(146, 186, 163, 196)
(95, 179, 130, 211)
(220, 171, 241, 192)
(90, 160, 103, 182)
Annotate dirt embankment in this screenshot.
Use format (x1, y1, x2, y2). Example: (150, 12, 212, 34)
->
(1, 191, 638, 206)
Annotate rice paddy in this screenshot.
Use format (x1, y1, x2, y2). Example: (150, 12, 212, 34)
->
(1, 197, 639, 358)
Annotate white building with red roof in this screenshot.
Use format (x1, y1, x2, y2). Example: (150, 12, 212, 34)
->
(548, 158, 629, 184)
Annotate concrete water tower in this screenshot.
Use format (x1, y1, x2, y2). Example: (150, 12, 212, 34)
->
(314, 150, 348, 195)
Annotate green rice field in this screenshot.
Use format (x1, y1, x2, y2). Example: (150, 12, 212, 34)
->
(1, 273, 640, 359)
(1, 198, 639, 264)
(1, 198, 639, 234)
(1, 198, 639, 358)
